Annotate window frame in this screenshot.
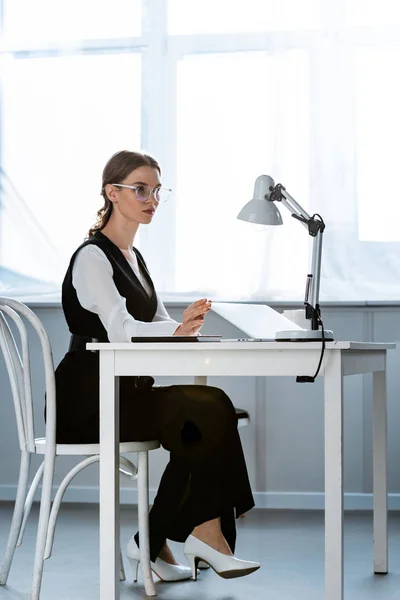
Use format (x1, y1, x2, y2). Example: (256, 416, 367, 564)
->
(1, 0, 400, 299)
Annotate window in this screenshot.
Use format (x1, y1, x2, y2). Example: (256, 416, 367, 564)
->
(1, 53, 141, 284)
(168, 0, 319, 34)
(1, 1, 400, 300)
(2, 0, 141, 44)
(175, 50, 309, 297)
(346, 0, 400, 27)
(355, 47, 400, 242)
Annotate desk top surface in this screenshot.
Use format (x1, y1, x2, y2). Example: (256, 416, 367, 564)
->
(87, 340, 396, 351)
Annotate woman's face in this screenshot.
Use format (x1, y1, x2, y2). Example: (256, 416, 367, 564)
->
(107, 166, 161, 225)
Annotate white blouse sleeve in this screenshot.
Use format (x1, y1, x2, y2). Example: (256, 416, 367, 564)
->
(72, 245, 180, 342)
(153, 294, 180, 324)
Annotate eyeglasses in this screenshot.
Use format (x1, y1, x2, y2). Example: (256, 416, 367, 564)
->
(112, 183, 171, 203)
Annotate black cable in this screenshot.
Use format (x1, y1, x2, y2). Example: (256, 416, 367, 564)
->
(296, 307, 326, 383)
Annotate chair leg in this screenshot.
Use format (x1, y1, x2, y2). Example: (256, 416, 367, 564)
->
(137, 451, 156, 597)
(30, 449, 56, 600)
(119, 548, 126, 581)
(17, 461, 45, 547)
(44, 455, 99, 560)
(0, 451, 31, 585)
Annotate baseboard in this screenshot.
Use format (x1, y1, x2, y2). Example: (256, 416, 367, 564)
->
(252, 492, 398, 510)
(0, 485, 399, 510)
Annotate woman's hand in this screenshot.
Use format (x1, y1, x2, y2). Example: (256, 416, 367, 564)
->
(174, 298, 212, 336)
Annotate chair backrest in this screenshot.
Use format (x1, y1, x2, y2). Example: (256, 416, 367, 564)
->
(0, 297, 56, 454)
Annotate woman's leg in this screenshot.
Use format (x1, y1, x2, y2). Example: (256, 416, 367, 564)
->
(55, 359, 247, 563)
(128, 384, 254, 562)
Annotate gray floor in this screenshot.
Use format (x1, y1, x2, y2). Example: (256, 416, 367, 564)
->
(1, 503, 400, 599)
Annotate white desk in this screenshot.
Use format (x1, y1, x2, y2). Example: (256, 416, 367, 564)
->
(88, 340, 394, 600)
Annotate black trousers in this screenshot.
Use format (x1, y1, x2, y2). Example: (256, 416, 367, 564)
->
(55, 351, 255, 561)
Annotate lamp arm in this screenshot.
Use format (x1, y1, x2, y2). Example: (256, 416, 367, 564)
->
(268, 183, 311, 227)
(280, 189, 311, 226)
(282, 188, 324, 328)
(305, 230, 323, 329)
(269, 183, 325, 330)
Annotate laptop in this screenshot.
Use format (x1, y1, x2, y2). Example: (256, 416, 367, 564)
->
(211, 302, 305, 341)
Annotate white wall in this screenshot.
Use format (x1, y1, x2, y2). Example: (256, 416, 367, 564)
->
(0, 303, 399, 509)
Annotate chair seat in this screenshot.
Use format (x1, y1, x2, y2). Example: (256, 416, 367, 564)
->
(34, 438, 160, 455)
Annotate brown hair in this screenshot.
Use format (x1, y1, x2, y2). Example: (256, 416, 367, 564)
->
(87, 150, 161, 238)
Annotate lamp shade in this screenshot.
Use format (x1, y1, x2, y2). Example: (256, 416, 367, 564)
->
(237, 174, 283, 226)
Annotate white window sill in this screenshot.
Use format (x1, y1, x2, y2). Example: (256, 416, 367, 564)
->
(4, 291, 400, 310)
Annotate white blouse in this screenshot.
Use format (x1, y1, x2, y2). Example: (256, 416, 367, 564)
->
(72, 244, 180, 342)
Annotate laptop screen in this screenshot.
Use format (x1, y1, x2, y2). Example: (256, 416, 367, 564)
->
(211, 302, 305, 339)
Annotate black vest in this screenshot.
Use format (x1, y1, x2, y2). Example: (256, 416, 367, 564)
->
(62, 231, 158, 341)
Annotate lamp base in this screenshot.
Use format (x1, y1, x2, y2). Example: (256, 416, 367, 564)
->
(275, 329, 334, 342)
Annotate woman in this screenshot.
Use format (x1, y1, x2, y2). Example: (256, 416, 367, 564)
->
(55, 150, 259, 583)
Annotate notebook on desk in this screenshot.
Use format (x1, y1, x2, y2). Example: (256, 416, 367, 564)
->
(211, 302, 305, 341)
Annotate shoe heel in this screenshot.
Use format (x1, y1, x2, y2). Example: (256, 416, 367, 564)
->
(186, 554, 200, 581)
(127, 557, 140, 582)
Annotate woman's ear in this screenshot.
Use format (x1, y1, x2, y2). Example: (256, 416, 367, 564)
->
(105, 183, 118, 203)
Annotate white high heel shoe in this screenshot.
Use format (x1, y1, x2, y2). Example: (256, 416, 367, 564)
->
(183, 534, 260, 580)
(126, 537, 194, 582)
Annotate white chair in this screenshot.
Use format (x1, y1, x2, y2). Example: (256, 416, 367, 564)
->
(0, 297, 160, 599)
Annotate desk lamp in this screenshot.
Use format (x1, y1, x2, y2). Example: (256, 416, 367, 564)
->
(238, 175, 334, 342)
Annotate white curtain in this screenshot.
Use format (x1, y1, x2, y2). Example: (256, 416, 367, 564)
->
(1, 0, 400, 301)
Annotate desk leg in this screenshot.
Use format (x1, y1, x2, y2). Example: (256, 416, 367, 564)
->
(324, 352, 344, 600)
(138, 451, 156, 596)
(373, 369, 388, 574)
(194, 376, 208, 385)
(100, 351, 120, 600)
